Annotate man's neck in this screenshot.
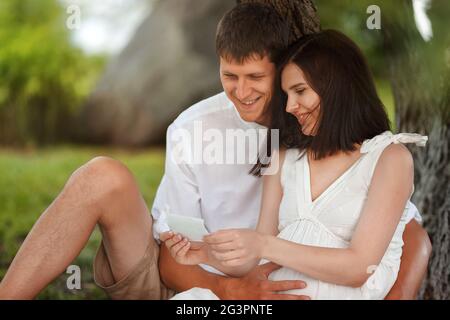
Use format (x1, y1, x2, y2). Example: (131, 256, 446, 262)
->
(255, 114, 271, 128)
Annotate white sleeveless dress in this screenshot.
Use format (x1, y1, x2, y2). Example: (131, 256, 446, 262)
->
(171, 131, 427, 300)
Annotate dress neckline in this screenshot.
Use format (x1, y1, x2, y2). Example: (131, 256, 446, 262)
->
(303, 152, 365, 205)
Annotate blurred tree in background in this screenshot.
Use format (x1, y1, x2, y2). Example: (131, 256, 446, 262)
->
(381, 0, 449, 300)
(0, 0, 105, 146)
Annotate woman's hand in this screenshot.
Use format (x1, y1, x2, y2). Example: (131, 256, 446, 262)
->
(203, 229, 267, 267)
(160, 231, 208, 265)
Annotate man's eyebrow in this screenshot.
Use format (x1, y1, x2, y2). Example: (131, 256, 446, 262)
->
(248, 72, 266, 77)
(222, 71, 266, 77)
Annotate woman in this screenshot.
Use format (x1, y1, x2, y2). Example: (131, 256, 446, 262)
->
(167, 30, 427, 300)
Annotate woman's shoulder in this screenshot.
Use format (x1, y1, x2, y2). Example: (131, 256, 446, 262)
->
(369, 142, 415, 201)
(358, 131, 426, 184)
(377, 143, 414, 171)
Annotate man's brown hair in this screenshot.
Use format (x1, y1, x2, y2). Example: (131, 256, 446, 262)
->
(215, 2, 290, 64)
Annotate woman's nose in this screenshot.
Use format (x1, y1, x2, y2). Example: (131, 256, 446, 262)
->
(286, 100, 300, 113)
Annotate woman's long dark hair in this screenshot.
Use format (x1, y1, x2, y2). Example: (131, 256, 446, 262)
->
(251, 30, 391, 176)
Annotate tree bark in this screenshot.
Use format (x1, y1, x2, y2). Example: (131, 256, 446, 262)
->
(237, 0, 321, 44)
(382, 1, 449, 300)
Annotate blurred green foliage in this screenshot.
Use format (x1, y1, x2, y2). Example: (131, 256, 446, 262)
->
(315, 0, 396, 126)
(0, 146, 165, 299)
(315, 0, 450, 122)
(315, 0, 387, 79)
(0, 0, 105, 146)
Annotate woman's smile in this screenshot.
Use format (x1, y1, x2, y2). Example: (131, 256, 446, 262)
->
(281, 63, 321, 136)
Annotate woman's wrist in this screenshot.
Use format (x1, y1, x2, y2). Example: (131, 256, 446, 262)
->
(259, 232, 273, 260)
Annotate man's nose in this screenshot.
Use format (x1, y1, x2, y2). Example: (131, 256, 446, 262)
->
(235, 79, 252, 100)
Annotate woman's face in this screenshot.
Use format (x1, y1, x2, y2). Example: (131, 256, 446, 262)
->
(281, 63, 321, 136)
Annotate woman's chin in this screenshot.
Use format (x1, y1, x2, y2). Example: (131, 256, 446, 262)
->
(301, 128, 314, 136)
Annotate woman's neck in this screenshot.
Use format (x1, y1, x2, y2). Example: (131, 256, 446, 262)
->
(307, 144, 362, 163)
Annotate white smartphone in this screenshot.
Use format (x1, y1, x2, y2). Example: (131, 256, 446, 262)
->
(166, 214, 209, 242)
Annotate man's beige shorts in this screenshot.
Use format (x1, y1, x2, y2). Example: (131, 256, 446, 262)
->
(93, 234, 176, 300)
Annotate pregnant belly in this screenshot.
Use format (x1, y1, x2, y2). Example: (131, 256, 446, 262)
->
(264, 220, 398, 299)
(267, 265, 365, 300)
(268, 265, 319, 299)
(264, 219, 347, 299)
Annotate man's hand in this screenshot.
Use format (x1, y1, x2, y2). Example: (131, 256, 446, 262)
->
(160, 231, 208, 265)
(217, 262, 310, 300)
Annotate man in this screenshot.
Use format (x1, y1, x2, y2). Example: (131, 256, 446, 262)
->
(0, 3, 431, 300)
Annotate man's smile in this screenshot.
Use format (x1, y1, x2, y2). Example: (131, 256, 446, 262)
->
(236, 96, 262, 108)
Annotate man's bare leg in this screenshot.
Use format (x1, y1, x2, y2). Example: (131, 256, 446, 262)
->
(0, 156, 153, 299)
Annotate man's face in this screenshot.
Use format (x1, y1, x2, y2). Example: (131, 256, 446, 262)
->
(220, 55, 275, 126)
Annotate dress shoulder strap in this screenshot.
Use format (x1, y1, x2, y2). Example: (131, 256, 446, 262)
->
(360, 131, 428, 154)
(358, 131, 428, 189)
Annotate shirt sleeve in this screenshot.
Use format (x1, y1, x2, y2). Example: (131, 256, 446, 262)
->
(151, 123, 202, 241)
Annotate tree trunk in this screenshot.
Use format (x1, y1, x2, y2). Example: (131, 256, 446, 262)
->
(237, 0, 321, 44)
(382, 1, 449, 299)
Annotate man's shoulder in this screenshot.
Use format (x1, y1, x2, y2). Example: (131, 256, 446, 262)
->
(171, 92, 232, 129)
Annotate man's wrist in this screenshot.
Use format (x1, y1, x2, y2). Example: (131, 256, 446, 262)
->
(211, 274, 231, 299)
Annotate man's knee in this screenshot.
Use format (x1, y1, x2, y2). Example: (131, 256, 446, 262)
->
(68, 156, 137, 200)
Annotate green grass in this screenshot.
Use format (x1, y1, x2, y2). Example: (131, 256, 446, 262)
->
(0, 146, 165, 299)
